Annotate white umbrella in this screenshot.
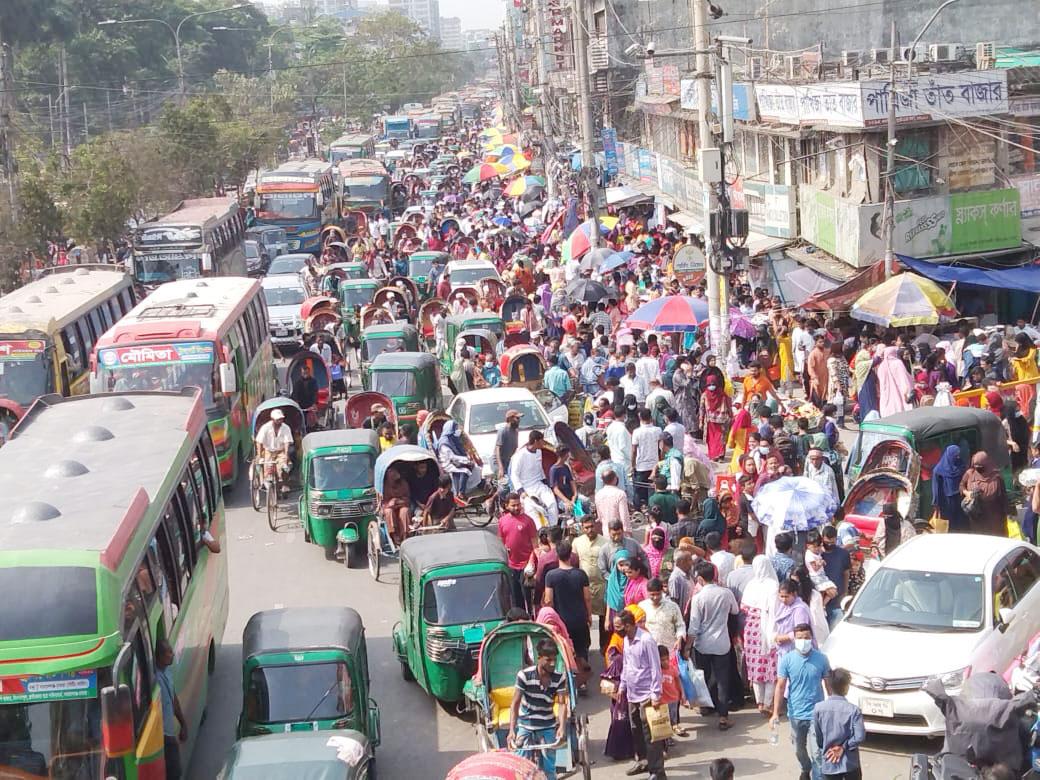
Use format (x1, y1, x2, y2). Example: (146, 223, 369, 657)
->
(751, 476, 837, 532)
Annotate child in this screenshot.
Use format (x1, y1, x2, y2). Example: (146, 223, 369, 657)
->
(658, 645, 687, 739)
(647, 477, 678, 527)
(330, 356, 346, 399)
(377, 422, 395, 452)
(804, 530, 839, 607)
(848, 551, 866, 597)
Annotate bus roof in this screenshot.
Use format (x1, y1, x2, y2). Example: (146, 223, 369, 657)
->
(148, 197, 239, 228)
(94, 276, 260, 347)
(331, 133, 375, 147)
(0, 390, 204, 555)
(338, 159, 387, 178)
(0, 265, 133, 334)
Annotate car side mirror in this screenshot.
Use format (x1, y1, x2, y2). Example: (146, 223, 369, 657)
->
(219, 362, 238, 394)
(998, 606, 1015, 631)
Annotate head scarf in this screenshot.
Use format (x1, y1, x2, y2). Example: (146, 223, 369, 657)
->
(877, 346, 914, 412)
(438, 420, 467, 457)
(643, 527, 668, 578)
(605, 548, 632, 613)
(963, 451, 1002, 500)
(741, 555, 779, 612)
(933, 445, 966, 497)
(535, 606, 573, 651)
(985, 390, 1004, 415)
(605, 603, 647, 662)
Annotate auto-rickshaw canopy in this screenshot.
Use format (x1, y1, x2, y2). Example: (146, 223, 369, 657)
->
(243, 606, 364, 661)
(302, 429, 379, 457)
(399, 530, 508, 577)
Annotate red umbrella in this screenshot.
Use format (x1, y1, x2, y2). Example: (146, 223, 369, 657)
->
(625, 295, 710, 332)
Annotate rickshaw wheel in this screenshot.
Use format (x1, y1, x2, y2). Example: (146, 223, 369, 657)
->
(266, 477, 279, 531)
(249, 464, 262, 512)
(366, 520, 381, 580)
(469, 501, 493, 528)
(475, 722, 494, 753)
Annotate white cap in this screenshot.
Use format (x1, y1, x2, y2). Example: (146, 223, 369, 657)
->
(271, 409, 285, 421)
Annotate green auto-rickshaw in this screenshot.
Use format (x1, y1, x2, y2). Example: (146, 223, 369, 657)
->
(359, 323, 420, 389)
(441, 312, 506, 375)
(845, 405, 1011, 519)
(368, 351, 442, 425)
(298, 429, 379, 567)
(339, 279, 381, 342)
(238, 607, 381, 742)
(392, 532, 513, 702)
(407, 250, 449, 295)
(219, 730, 375, 779)
(328, 261, 369, 280)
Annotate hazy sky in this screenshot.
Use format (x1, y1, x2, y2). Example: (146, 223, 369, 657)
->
(376, 0, 505, 30)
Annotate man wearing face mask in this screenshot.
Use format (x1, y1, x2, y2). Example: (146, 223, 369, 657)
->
(771, 623, 832, 780)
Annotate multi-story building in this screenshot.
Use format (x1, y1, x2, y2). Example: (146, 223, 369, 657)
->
(388, 0, 441, 38)
(439, 16, 463, 50)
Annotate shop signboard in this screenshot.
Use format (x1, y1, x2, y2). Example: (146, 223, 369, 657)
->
(601, 127, 618, 176)
(728, 178, 796, 238)
(710, 83, 757, 122)
(662, 65, 680, 96)
(672, 244, 706, 284)
(638, 148, 653, 183)
(1013, 173, 1040, 218)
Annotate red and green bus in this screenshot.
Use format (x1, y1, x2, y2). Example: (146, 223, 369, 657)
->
(90, 276, 277, 486)
(0, 389, 229, 778)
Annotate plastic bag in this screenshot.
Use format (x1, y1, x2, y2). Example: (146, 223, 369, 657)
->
(1008, 517, 1025, 541)
(644, 703, 673, 743)
(680, 660, 714, 708)
(676, 654, 696, 704)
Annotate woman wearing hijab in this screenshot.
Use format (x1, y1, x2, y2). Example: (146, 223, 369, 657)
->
(771, 579, 814, 659)
(740, 556, 779, 715)
(643, 526, 669, 579)
(932, 445, 968, 532)
(1011, 333, 1039, 415)
(698, 491, 726, 541)
(535, 606, 576, 662)
(601, 604, 644, 760)
(435, 420, 475, 506)
(727, 401, 754, 473)
(604, 549, 632, 625)
(871, 503, 917, 558)
(699, 377, 732, 461)
(1004, 400, 1031, 471)
(985, 389, 1004, 416)
(671, 358, 698, 433)
(960, 452, 1009, 537)
(876, 345, 914, 417)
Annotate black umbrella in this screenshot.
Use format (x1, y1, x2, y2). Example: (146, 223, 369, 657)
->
(519, 201, 540, 218)
(565, 278, 609, 303)
(579, 247, 615, 272)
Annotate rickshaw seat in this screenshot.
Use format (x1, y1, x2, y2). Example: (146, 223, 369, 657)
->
(488, 686, 562, 729)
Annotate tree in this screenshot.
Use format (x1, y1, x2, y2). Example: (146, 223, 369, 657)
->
(61, 136, 139, 244)
(16, 159, 63, 251)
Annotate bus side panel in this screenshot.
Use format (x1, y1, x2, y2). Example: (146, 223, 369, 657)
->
(133, 696, 166, 779)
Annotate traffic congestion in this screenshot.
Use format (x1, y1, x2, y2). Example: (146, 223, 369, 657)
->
(1, 86, 1040, 780)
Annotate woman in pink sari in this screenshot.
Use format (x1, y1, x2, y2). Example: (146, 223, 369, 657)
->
(876, 346, 914, 418)
(623, 558, 650, 606)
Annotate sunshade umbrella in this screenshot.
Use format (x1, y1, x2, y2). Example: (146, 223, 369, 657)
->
(850, 272, 956, 327)
(504, 175, 546, 197)
(600, 250, 635, 273)
(478, 125, 506, 140)
(518, 201, 540, 218)
(462, 162, 509, 184)
(565, 278, 610, 303)
(492, 215, 512, 227)
(727, 308, 758, 339)
(624, 295, 709, 332)
(579, 247, 616, 272)
(751, 476, 837, 531)
(561, 217, 620, 262)
(501, 155, 531, 173)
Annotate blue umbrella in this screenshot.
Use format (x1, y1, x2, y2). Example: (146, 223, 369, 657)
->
(600, 250, 635, 273)
(492, 216, 513, 227)
(751, 476, 837, 532)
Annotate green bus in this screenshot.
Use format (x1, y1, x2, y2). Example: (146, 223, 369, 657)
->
(0, 389, 229, 779)
(90, 276, 278, 486)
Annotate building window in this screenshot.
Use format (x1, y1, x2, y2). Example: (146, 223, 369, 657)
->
(1009, 119, 1040, 175)
(892, 130, 932, 194)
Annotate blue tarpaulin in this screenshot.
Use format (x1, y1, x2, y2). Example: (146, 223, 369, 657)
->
(898, 254, 1040, 293)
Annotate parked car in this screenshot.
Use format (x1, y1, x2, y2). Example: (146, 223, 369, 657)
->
(244, 239, 269, 276)
(245, 225, 288, 260)
(822, 533, 1040, 737)
(261, 274, 307, 348)
(446, 387, 568, 479)
(445, 259, 500, 290)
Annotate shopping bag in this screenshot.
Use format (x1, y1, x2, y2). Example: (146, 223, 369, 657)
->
(676, 655, 696, 704)
(1008, 517, 1025, 541)
(643, 703, 673, 743)
(929, 511, 949, 534)
(688, 666, 715, 708)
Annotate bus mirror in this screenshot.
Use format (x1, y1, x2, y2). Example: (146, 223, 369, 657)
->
(316, 192, 325, 208)
(201, 252, 213, 272)
(100, 683, 134, 757)
(219, 363, 237, 394)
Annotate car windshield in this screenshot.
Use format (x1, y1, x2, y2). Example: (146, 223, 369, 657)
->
(264, 286, 306, 307)
(0, 696, 102, 780)
(258, 193, 317, 221)
(311, 452, 374, 491)
(342, 287, 376, 309)
(97, 343, 217, 408)
(134, 254, 202, 283)
(371, 370, 416, 397)
(422, 572, 511, 625)
(363, 336, 407, 361)
(848, 568, 985, 632)
(0, 341, 51, 407)
(244, 242, 260, 258)
(451, 267, 497, 286)
(247, 662, 353, 724)
(409, 257, 434, 276)
(268, 257, 306, 275)
(468, 399, 548, 435)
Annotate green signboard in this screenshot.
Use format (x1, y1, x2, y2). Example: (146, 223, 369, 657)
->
(949, 189, 1022, 254)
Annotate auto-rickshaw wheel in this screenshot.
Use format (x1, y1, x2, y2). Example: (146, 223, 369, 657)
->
(400, 659, 414, 682)
(366, 519, 381, 580)
(345, 539, 363, 569)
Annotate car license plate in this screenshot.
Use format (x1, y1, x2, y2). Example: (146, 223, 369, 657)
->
(275, 328, 288, 337)
(860, 697, 894, 718)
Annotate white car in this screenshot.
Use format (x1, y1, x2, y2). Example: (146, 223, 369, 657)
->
(261, 274, 307, 347)
(822, 534, 1040, 737)
(445, 260, 500, 291)
(446, 387, 569, 478)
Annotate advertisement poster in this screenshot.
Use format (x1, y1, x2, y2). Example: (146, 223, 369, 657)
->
(601, 128, 618, 177)
(0, 671, 97, 704)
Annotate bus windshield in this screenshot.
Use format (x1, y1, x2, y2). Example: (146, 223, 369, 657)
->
(258, 193, 318, 221)
(342, 178, 388, 202)
(0, 340, 51, 407)
(96, 342, 217, 407)
(134, 254, 203, 284)
(0, 695, 102, 780)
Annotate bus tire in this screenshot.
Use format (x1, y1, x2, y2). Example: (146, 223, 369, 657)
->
(208, 641, 216, 675)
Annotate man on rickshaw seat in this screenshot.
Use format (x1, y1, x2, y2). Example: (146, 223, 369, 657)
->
(292, 362, 319, 412)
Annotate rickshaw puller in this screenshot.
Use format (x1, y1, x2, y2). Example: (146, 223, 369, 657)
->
(255, 408, 293, 496)
(508, 637, 568, 780)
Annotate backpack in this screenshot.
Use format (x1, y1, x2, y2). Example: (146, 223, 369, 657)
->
(773, 429, 798, 470)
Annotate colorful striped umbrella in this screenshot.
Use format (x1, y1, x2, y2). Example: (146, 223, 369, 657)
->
(561, 217, 620, 262)
(501, 155, 531, 173)
(850, 272, 956, 327)
(624, 295, 709, 332)
(504, 175, 546, 197)
(462, 162, 509, 184)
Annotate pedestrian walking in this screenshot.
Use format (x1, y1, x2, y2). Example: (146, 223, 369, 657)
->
(639, 578, 686, 654)
(813, 668, 865, 780)
(497, 493, 538, 613)
(573, 516, 608, 649)
(544, 540, 592, 679)
(686, 561, 739, 731)
(616, 609, 667, 780)
(771, 623, 832, 780)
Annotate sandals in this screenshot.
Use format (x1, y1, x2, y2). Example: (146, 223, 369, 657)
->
(718, 718, 732, 731)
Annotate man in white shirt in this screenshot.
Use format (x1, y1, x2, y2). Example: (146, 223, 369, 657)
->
(631, 408, 662, 509)
(791, 317, 814, 380)
(663, 408, 686, 450)
(644, 377, 674, 410)
(508, 431, 558, 526)
(619, 361, 648, 405)
(639, 578, 687, 652)
(309, 333, 332, 366)
(255, 408, 294, 495)
(635, 343, 661, 386)
(594, 469, 630, 534)
(605, 417, 632, 471)
(706, 531, 735, 583)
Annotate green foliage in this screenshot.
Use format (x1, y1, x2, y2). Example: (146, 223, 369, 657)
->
(16, 161, 63, 250)
(61, 136, 139, 243)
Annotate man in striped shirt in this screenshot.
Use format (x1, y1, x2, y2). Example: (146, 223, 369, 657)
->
(508, 638, 568, 779)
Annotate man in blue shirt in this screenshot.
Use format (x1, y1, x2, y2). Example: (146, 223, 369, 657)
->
(813, 668, 865, 779)
(771, 624, 831, 780)
(156, 638, 188, 780)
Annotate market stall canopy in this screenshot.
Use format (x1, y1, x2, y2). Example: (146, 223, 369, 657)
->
(850, 271, 957, 327)
(898, 254, 1040, 293)
(606, 185, 652, 208)
(504, 175, 545, 197)
(802, 260, 886, 312)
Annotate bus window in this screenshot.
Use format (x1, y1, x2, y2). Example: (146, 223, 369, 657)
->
(162, 507, 192, 601)
(62, 327, 84, 372)
(147, 540, 176, 630)
(99, 301, 114, 330)
(179, 471, 204, 549)
(89, 309, 104, 342)
(125, 628, 153, 733)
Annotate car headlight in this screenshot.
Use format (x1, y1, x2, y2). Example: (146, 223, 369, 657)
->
(938, 667, 970, 691)
(317, 505, 332, 517)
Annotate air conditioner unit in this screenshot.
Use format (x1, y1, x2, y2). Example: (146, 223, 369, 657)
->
(841, 50, 863, 67)
(900, 44, 926, 63)
(748, 56, 764, 79)
(929, 43, 963, 62)
(870, 48, 891, 64)
(785, 54, 800, 79)
(976, 41, 995, 68)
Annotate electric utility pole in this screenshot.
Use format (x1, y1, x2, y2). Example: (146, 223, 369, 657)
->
(883, 21, 898, 279)
(0, 39, 18, 220)
(573, 0, 598, 248)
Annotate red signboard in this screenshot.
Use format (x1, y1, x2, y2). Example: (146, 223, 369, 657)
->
(0, 340, 46, 361)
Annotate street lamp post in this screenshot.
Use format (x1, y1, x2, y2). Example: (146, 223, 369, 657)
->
(99, 4, 247, 99)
